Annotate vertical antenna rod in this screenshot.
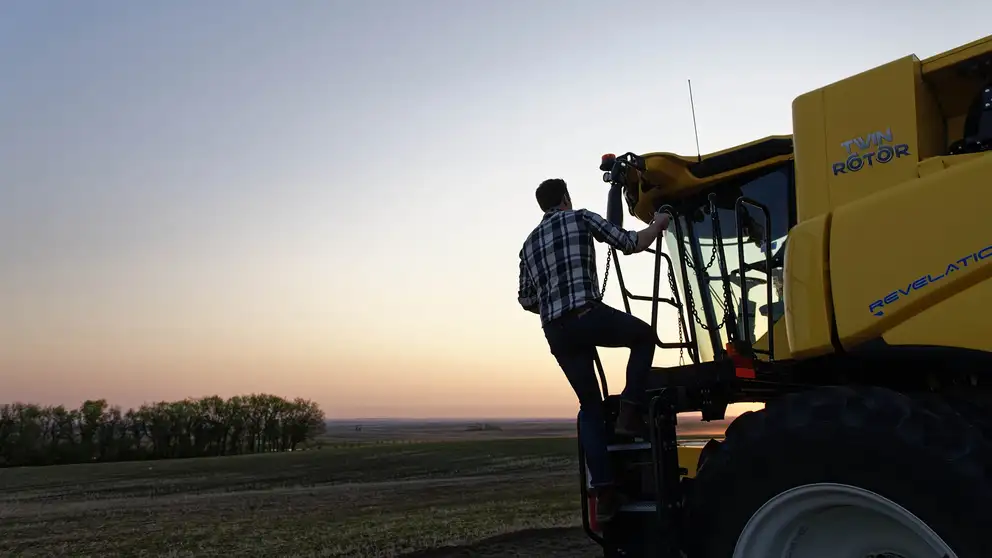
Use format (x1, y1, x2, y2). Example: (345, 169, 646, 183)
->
(688, 79, 702, 163)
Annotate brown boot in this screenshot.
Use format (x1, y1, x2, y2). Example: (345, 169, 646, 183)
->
(593, 485, 627, 524)
(615, 400, 647, 438)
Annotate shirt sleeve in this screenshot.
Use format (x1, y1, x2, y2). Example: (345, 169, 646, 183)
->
(578, 209, 638, 255)
(517, 252, 539, 313)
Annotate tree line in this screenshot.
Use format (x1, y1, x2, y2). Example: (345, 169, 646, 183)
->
(0, 393, 327, 468)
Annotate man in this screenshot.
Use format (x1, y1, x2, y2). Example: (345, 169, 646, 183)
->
(517, 177, 670, 522)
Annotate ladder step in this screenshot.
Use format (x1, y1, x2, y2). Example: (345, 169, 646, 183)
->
(607, 441, 652, 452)
(619, 501, 657, 513)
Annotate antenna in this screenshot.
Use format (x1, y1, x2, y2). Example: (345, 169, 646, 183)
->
(688, 79, 702, 163)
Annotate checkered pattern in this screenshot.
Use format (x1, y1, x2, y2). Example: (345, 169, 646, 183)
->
(518, 208, 638, 324)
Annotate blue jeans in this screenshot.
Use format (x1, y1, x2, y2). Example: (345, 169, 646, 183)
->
(543, 301, 656, 487)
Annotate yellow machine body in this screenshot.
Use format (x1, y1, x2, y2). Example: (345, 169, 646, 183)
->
(626, 137, 793, 226)
(619, 33, 992, 365)
(677, 445, 701, 478)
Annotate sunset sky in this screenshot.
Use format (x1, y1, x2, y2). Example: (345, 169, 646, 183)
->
(3, 2, 989, 418)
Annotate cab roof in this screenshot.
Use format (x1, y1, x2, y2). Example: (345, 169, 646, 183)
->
(627, 135, 794, 223)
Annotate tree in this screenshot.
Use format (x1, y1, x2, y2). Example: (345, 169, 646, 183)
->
(0, 393, 327, 468)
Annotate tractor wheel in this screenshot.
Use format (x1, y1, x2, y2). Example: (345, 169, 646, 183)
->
(684, 385, 992, 558)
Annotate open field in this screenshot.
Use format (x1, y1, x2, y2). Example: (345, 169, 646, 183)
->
(322, 415, 731, 446)
(0, 437, 594, 557)
(0, 420, 729, 557)
(322, 419, 582, 444)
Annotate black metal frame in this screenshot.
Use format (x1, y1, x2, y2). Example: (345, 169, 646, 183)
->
(577, 414, 607, 548)
(682, 216, 725, 358)
(734, 197, 774, 358)
(576, 157, 802, 558)
(607, 237, 698, 359)
(706, 192, 740, 348)
(647, 391, 682, 557)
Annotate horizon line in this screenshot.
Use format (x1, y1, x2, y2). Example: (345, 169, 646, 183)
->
(327, 416, 577, 422)
(327, 412, 740, 422)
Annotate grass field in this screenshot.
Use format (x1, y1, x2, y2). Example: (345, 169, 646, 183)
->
(323, 416, 730, 445)
(0, 419, 728, 557)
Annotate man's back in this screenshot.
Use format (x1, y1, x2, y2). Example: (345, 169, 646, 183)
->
(518, 208, 637, 325)
(517, 178, 668, 521)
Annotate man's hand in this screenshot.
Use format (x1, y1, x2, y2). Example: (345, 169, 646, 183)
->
(633, 211, 672, 252)
(652, 211, 671, 232)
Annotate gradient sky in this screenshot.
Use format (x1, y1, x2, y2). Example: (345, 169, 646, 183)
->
(2, 1, 990, 418)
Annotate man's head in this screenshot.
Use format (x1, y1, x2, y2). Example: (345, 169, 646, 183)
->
(536, 178, 572, 212)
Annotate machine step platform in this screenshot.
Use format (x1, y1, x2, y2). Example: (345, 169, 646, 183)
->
(607, 441, 652, 452)
(619, 501, 657, 513)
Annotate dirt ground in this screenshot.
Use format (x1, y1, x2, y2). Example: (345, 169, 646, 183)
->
(401, 527, 601, 558)
(0, 438, 596, 557)
(1, 422, 721, 557)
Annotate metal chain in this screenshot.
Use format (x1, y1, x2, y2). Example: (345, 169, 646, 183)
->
(666, 260, 687, 366)
(603, 242, 689, 365)
(599, 249, 612, 298)
(680, 239, 727, 332)
(685, 239, 718, 273)
(599, 233, 736, 365)
(712, 214, 739, 341)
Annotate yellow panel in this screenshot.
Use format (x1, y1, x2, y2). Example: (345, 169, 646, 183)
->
(752, 317, 793, 361)
(830, 153, 992, 347)
(822, 56, 924, 207)
(884, 278, 992, 352)
(783, 213, 835, 358)
(918, 152, 988, 177)
(913, 63, 947, 161)
(920, 39, 990, 149)
(678, 445, 702, 478)
(792, 89, 831, 222)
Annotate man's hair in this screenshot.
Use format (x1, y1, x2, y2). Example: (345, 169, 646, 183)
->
(536, 178, 569, 211)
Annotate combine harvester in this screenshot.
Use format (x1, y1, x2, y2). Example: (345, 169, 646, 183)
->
(580, 33, 992, 557)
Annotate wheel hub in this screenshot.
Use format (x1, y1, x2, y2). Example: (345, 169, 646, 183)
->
(733, 483, 957, 558)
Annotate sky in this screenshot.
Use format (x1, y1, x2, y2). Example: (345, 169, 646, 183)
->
(2, 1, 991, 419)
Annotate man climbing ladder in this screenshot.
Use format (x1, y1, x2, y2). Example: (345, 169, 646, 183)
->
(516, 177, 671, 522)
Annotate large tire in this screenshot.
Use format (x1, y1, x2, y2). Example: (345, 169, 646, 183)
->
(685, 386, 992, 558)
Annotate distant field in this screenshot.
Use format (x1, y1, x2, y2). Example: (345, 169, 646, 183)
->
(322, 415, 730, 446)
(0, 420, 729, 557)
(321, 418, 579, 444)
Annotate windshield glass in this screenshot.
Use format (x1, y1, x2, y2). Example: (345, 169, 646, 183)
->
(664, 163, 794, 361)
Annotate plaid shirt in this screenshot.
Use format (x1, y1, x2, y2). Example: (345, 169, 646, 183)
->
(518, 208, 638, 325)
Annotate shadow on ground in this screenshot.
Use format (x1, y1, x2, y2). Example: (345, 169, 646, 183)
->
(400, 527, 601, 557)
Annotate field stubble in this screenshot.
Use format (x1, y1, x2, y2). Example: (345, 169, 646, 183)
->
(0, 419, 726, 557)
